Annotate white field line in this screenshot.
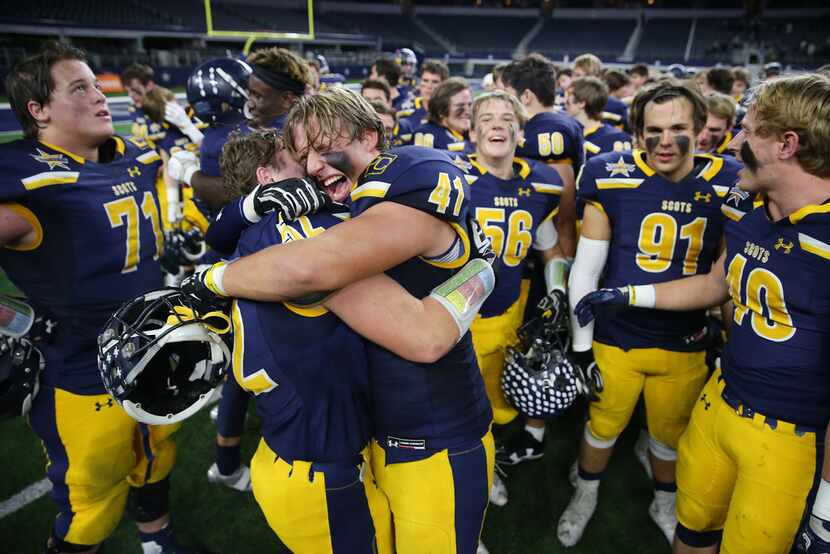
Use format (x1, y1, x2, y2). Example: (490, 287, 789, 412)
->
(0, 477, 52, 519)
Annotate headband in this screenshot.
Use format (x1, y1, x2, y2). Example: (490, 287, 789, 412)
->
(252, 64, 306, 95)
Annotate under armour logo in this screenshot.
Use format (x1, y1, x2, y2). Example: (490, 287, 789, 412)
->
(127, 166, 141, 178)
(518, 187, 531, 197)
(774, 237, 794, 254)
(700, 393, 711, 410)
(694, 191, 711, 203)
(95, 398, 114, 411)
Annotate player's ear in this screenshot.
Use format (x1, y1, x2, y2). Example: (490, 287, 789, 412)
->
(27, 100, 49, 125)
(256, 165, 275, 185)
(469, 124, 478, 146)
(361, 128, 380, 151)
(778, 130, 800, 160)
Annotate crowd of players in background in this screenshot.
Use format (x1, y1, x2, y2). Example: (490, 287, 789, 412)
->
(2, 38, 830, 554)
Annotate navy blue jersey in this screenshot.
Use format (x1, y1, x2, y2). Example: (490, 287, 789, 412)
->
(582, 123, 633, 161)
(0, 137, 165, 393)
(148, 122, 199, 157)
(199, 111, 246, 178)
(578, 150, 741, 351)
(349, 146, 492, 459)
(391, 117, 414, 147)
(517, 111, 584, 168)
(128, 105, 149, 140)
(719, 192, 830, 429)
(392, 87, 412, 112)
(602, 96, 629, 131)
(412, 121, 473, 154)
(463, 155, 562, 317)
(230, 208, 374, 462)
(397, 97, 428, 129)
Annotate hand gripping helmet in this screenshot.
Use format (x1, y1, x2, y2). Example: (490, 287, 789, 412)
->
(98, 289, 231, 425)
(186, 58, 252, 123)
(501, 291, 597, 419)
(159, 223, 207, 277)
(0, 337, 43, 419)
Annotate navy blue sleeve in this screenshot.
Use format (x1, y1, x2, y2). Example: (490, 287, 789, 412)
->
(204, 197, 252, 255)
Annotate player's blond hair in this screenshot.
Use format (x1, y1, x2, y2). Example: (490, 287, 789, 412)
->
(751, 74, 830, 178)
(569, 77, 609, 120)
(703, 91, 737, 127)
(574, 54, 602, 77)
(220, 129, 280, 198)
(471, 90, 528, 130)
(284, 87, 388, 155)
(142, 86, 176, 124)
(247, 47, 312, 88)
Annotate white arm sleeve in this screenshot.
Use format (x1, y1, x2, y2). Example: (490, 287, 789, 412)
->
(532, 218, 558, 251)
(568, 237, 610, 352)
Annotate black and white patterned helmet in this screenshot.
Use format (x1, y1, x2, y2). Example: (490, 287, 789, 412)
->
(98, 289, 230, 425)
(0, 337, 43, 419)
(501, 291, 590, 419)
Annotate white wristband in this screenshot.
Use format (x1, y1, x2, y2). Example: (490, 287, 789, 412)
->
(183, 165, 199, 187)
(814, 479, 830, 521)
(183, 124, 204, 145)
(625, 284, 656, 309)
(242, 185, 263, 223)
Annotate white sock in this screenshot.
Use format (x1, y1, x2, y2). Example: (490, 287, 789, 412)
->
(525, 424, 545, 442)
(654, 489, 675, 503)
(576, 475, 600, 492)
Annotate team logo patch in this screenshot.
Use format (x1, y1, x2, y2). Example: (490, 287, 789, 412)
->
(774, 237, 794, 254)
(518, 187, 532, 197)
(386, 436, 426, 450)
(605, 156, 636, 178)
(364, 153, 398, 177)
(451, 155, 472, 172)
(694, 191, 711, 203)
(726, 186, 750, 207)
(127, 166, 141, 178)
(30, 148, 71, 171)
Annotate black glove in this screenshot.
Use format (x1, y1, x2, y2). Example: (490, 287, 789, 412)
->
(798, 515, 830, 554)
(466, 215, 497, 267)
(569, 349, 603, 401)
(253, 177, 328, 222)
(179, 263, 230, 313)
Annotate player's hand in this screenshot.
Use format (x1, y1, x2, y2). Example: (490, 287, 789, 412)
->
(798, 515, 830, 553)
(179, 263, 230, 312)
(569, 349, 603, 401)
(167, 151, 200, 186)
(252, 177, 327, 222)
(574, 287, 630, 327)
(467, 215, 497, 267)
(164, 102, 204, 144)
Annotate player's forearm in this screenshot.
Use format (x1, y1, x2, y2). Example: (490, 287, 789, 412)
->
(326, 277, 458, 363)
(190, 172, 230, 211)
(0, 205, 34, 248)
(554, 177, 577, 258)
(639, 274, 730, 311)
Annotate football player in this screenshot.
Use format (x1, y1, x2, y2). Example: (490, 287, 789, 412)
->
(628, 63, 651, 93)
(731, 67, 750, 101)
(700, 67, 735, 96)
(369, 58, 410, 111)
(395, 47, 419, 91)
(697, 91, 736, 155)
(1, 42, 191, 554)
(412, 77, 473, 153)
(558, 81, 741, 547)
(565, 77, 633, 161)
(460, 91, 568, 517)
(496, 54, 582, 459)
(574, 74, 830, 554)
(367, 100, 413, 147)
(572, 54, 628, 131)
(204, 126, 494, 553)
(141, 87, 204, 157)
(121, 63, 157, 140)
(168, 48, 311, 211)
(397, 60, 449, 129)
(181, 88, 496, 554)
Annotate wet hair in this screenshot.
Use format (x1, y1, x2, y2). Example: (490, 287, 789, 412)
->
(427, 77, 469, 125)
(629, 81, 707, 138)
(220, 129, 281, 197)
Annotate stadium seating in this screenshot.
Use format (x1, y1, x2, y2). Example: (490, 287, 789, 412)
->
(316, 11, 443, 51)
(418, 14, 536, 55)
(527, 18, 634, 61)
(637, 18, 692, 62)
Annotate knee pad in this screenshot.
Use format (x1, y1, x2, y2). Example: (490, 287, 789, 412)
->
(648, 435, 677, 461)
(675, 522, 722, 548)
(583, 422, 618, 449)
(45, 534, 97, 553)
(127, 477, 170, 523)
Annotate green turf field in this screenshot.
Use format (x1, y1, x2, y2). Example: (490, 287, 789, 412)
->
(0, 399, 671, 553)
